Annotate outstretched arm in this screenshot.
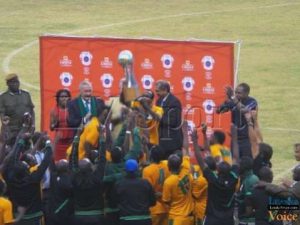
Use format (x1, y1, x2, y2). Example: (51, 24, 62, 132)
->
(231, 124, 239, 164)
(191, 129, 207, 171)
(201, 123, 210, 152)
(94, 125, 107, 182)
(69, 123, 83, 171)
(0, 138, 25, 174)
(182, 120, 190, 156)
(244, 112, 259, 159)
(31, 140, 53, 182)
(252, 109, 263, 143)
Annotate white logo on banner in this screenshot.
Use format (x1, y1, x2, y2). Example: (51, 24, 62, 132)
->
(100, 57, 113, 68)
(100, 73, 114, 88)
(202, 83, 215, 94)
(80, 51, 93, 66)
(59, 56, 72, 67)
(206, 115, 213, 124)
(161, 54, 174, 69)
(59, 72, 73, 87)
(141, 75, 154, 89)
(182, 77, 195, 92)
(201, 56, 215, 71)
(182, 60, 194, 71)
(202, 99, 216, 114)
(141, 58, 153, 69)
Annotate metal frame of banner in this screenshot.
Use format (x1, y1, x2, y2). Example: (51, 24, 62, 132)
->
(234, 40, 242, 88)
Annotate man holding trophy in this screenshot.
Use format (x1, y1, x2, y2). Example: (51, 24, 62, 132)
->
(118, 50, 182, 160)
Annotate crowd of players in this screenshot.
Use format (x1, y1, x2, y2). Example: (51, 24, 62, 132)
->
(0, 73, 299, 225)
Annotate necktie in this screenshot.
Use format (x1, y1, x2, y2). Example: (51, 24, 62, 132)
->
(84, 99, 90, 112)
(161, 99, 166, 107)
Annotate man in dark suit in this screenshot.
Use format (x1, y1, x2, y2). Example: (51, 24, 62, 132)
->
(67, 79, 105, 129)
(155, 80, 183, 159)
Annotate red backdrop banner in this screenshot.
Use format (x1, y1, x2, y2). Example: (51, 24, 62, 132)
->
(40, 36, 234, 159)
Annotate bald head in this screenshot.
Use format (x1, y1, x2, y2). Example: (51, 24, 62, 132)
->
(56, 159, 69, 174)
(79, 158, 92, 173)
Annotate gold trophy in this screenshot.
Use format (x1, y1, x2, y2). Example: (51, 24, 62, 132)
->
(118, 50, 140, 103)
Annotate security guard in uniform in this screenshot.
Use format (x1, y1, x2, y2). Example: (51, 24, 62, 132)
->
(0, 73, 35, 144)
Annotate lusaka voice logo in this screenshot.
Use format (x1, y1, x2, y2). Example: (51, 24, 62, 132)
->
(268, 196, 299, 222)
(268, 210, 298, 222)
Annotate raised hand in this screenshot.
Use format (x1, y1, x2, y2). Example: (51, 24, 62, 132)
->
(201, 123, 207, 135)
(191, 128, 198, 143)
(1, 116, 10, 126)
(225, 86, 234, 99)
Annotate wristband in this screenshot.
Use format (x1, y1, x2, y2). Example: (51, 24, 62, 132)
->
(45, 140, 51, 146)
(73, 136, 80, 143)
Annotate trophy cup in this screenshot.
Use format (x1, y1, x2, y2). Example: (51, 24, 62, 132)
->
(118, 50, 140, 103)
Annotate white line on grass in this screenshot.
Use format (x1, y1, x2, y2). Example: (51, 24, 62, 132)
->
(2, 40, 40, 90)
(263, 127, 300, 133)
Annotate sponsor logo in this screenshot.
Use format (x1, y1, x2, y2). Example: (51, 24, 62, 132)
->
(141, 58, 153, 69)
(164, 70, 171, 78)
(182, 76, 195, 92)
(206, 126, 214, 138)
(183, 105, 194, 115)
(205, 72, 212, 80)
(182, 60, 194, 71)
(202, 99, 216, 114)
(80, 51, 93, 66)
(202, 83, 215, 94)
(201, 56, 215, 71)
(59, 72, 73, 87)
(83, 67, 90, 75)
(141, 75, 154, 89)
(100, 57, 113, 68)
(206, 115, 213, 124)
(100, 73, 114, 88)
(161, 54, 174, 69)
(59, 56, 72, 67)
(185, 93, 192, 101)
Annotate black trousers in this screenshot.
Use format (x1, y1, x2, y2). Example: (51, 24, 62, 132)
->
(204, 216, 233, 225)
(72, 215, 106, 225)
(238, 138, 252, 158)
(15, 217, 43, 225)
(105, 212, 119, 225)
(120, 218, 152, 225)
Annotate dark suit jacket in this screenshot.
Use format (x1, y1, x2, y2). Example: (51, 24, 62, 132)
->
(67, 96, 105, 128)
(156, 93, 183, 157)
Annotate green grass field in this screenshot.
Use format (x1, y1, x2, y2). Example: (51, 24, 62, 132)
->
(0, 0, 299, 182)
